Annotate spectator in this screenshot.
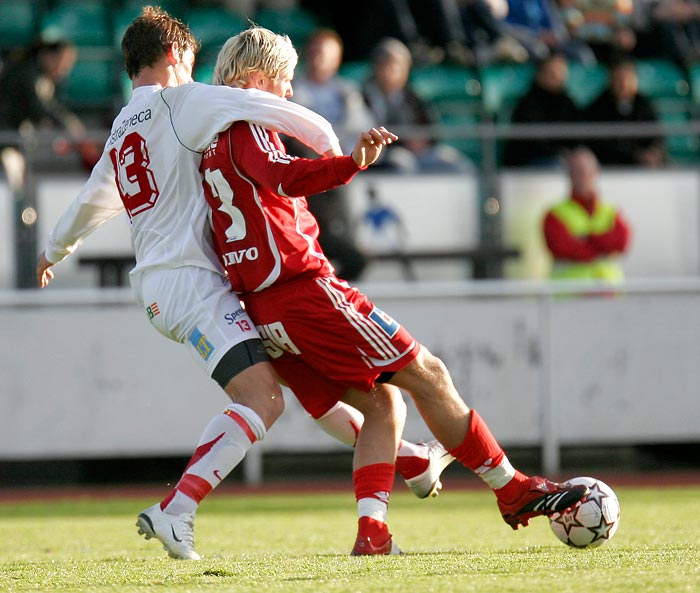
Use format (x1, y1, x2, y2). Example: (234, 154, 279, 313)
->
(0, 37, 99, 169)
(361, 37, 474, 173)
(456, 0, 531, 64)
(543, 146, 631, 282)
(292, 29, 374, 151)
(289, 28, 373, 281)
(631, 0, 700, 65)
(503, 52, 581, 167)
(502, 0, 596, 62)
(567, 0, 637, 64)
(582, 57, 666, 167)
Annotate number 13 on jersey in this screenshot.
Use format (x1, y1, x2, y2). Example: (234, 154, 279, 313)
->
(110, 131, 160, 218)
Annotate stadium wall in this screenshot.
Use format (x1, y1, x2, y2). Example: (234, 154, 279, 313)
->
(1, 280, 698, 479)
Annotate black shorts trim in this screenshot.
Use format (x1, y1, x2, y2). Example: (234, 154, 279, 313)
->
(376, 371, 395, 384)
(212, 339, 269, 388)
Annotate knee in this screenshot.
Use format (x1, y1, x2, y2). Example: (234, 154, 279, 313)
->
(370, 384, 407, 428)
(413, 347, 451, 385)
(224, 362, 285, 429)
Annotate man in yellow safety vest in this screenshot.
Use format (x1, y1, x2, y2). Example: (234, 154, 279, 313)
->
(543, 146, 631, 282)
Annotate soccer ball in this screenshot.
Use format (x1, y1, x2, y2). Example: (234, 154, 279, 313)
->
(549, 476, 621, 548)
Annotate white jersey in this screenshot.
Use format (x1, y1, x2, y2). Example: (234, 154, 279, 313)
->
(44, 83, 340, 282)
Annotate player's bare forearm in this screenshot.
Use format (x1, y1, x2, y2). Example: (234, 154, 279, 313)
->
(352, 127, 398, 169)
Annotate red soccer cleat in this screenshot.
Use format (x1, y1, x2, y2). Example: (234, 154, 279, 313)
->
(498, 476, 590, 530)
(351, 533, 403, 556)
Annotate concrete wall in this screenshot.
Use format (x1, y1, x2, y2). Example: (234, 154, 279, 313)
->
(2, 281, 698, 478)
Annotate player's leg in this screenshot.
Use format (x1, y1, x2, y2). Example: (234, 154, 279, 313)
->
(341, 385, 405, 555)
(389, 346, 590, 529)
(314, 400, 454, 498)
(271, 357, 403, 555)
(135, 268, 283, 559)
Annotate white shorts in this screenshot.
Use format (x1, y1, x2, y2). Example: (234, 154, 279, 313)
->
(134, 266, 261, 379)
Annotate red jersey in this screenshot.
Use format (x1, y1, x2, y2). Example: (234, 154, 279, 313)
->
(201, 121, 420, 413)
(201, 121, 363, 295)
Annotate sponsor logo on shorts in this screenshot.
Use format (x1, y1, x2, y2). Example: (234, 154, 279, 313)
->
(368, 307, 400, 338)
(257, 322, 301, 359)
(224, 309, 247, 325)
(189, 327, 215, 361)
(146, 302, 160, 319)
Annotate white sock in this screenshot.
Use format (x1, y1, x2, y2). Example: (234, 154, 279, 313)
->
(162, 403, 266, 515)
(478, 457, 516, 490)
(357, 497, 389, 523)
(314, 402, 363, 447)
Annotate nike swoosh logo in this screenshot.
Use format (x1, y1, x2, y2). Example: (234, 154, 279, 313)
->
(171, 525, 182, 542)
(213, 470, 223, 482)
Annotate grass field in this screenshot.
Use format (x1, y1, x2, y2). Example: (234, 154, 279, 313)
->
(0, 484, 698, 593)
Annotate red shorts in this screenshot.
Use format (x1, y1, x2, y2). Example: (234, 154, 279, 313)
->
(244, 275, 420, 418)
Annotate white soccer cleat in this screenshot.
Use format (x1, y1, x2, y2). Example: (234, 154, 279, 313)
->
(404, 440, 456, 498)
(136, 503, 201, 560)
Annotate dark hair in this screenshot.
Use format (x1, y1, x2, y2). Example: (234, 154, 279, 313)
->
(121, 5, 198, 79)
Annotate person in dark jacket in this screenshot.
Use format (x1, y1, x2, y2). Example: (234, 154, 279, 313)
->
(582, 58, 666, 167)
(361, 37, 473, 173)
(503, 52, 581, 167)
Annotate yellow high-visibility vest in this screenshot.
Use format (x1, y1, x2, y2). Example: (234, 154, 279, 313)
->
(548, 199, 624, 282)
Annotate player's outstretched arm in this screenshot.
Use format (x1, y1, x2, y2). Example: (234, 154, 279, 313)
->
(36, 251, 55, 288)
(352, 127, 398, 169)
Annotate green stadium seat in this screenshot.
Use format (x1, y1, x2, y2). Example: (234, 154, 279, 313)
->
(635, 59, 690, 100)
(479, 63, 535, 119)
(61, 53, 116, 109)
(411, 65, 481, 104)
(338, 61, 372, 85)
(657, 105, 700, 164)
(186, 8, 247, 59)
(688, 62, 700, 107)
(436, 109, 482, 164)
(113, 8, 137, 47)
(566, 62, 608, 108)
(194, 59, 216, 85)
(122, 0, 185, 17)
(253, 7, 318, 48)
(39, 1, 110, 46)
(0, 0, 37, 49)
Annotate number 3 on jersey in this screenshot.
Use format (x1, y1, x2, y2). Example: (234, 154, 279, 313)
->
(110, 132, 160, 218)
(204, 167, 247, 242)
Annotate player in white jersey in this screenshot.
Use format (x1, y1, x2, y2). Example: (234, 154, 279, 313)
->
(36, 7, 450, 561)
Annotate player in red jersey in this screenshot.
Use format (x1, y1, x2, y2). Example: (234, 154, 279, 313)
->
(202, 26, 590, 554)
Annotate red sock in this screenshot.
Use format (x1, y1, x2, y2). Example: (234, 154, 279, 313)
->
(353, 462, 395, 502)
(448, 410, 528, 500)
(448, 410, 505, 471)
(354, 462, 394, 542)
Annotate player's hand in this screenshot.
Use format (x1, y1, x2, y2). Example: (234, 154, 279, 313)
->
(37, 251, 55, 288)
(352, 127, 398, 168)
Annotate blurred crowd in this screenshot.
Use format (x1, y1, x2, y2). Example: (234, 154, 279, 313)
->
(309, 0, 700, 68)
(2, 0, 700, 173)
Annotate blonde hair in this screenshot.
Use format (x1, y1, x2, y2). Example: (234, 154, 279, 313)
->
(213, 26, 297, 87)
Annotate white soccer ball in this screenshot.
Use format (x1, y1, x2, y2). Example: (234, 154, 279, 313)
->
(549, 476, 621, 548)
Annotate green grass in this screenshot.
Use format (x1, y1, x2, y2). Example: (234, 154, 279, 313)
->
(0, 486, 698, 593)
